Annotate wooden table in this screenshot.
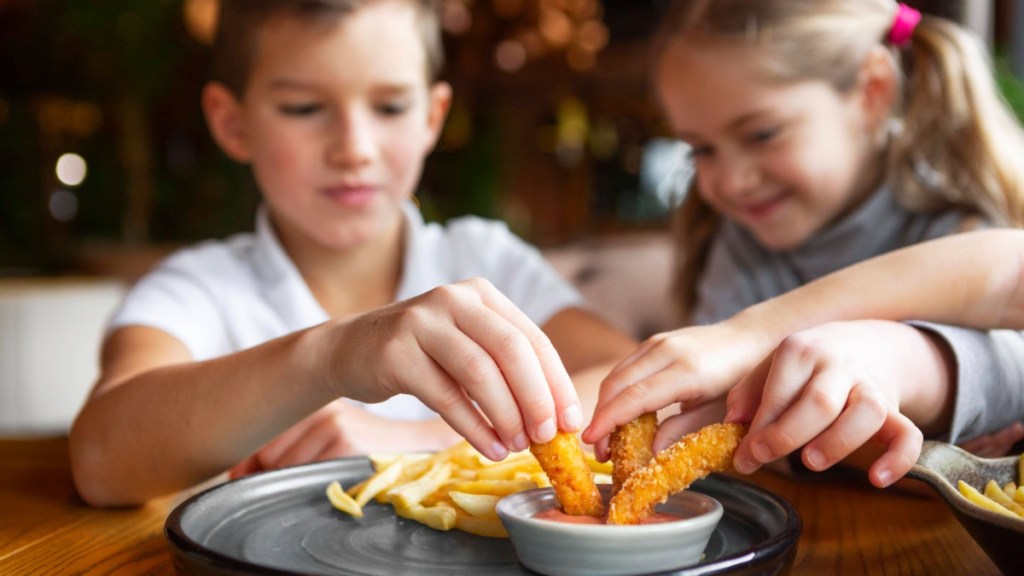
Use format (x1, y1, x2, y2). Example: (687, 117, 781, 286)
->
(0, 436, 1002, 575)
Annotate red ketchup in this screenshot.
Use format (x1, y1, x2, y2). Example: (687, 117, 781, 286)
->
(533, 508, 685, 525)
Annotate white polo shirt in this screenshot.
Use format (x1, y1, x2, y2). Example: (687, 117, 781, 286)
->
(108, 202, 583, 420)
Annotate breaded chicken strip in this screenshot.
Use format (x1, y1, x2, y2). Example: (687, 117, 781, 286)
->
(607, 422, 746, 525)
(530, 431, 605, 517)
(610, 412, 657, 496)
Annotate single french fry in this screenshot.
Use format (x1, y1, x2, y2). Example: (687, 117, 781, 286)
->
(394, 502, 457, 531)
(1004, 481, 1018, 499)
(475, 453, 541, 480)
(354, 457, 406, 506)
(445, 479, 537, 497)
(326, 481, 364, 517)
(959, 480, 1019, 518)
(1013, 485, 1024, 507)
(454, 510, 509, 538)
(388, 462, 454, 508)
(369, 451, 429, 471)
(983, 480, 1024, 517)
(449, 491, 502, 518)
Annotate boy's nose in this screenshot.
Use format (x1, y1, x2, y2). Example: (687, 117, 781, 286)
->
(326, 115, 375, 167)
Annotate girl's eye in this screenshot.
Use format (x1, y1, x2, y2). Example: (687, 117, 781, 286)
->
(749, 126, 780, 144)
(278, 103, 323, 116)
(687, 145, 713, 159)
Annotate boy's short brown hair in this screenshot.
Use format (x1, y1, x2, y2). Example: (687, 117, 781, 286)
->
(212, 0, 444, 97)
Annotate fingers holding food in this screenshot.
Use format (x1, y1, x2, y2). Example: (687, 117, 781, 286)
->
(530, 431, 604, 517)
(610, 413, 657, 496)
(608, 422, 746, 525)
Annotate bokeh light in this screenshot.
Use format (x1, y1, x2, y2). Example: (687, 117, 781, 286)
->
(55, 153, 87, 187)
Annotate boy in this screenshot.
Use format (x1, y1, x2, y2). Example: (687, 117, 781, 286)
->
(70, 0, 634, 507)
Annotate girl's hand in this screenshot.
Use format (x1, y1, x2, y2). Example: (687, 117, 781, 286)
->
(325, 278, 582, 462)
(229, 400, 461, 478)
(957, 422, 1024, 458)
(582, 321, 765, 459)
(725, 320, 944, 488)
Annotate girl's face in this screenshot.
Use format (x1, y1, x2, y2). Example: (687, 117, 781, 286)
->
(656, 40, 882, 251)
(229, 0, 449, 254)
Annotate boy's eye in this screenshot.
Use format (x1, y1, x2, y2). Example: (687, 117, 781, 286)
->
(278, 103, 324, 116)
(377, 101, 411, 116)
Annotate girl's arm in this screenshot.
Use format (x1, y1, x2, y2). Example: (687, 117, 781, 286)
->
(585, 229, 1024, 449)
(730, 228, 1024, 339)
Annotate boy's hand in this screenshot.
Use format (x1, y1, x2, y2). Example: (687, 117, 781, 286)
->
(229, 401, 460, 478)
(582, 321, 764, 460)
(327, 278, 582, 462)
(724, 321, 932, 488)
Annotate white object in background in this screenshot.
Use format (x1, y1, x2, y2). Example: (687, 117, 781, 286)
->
(0, 277, 124, 435)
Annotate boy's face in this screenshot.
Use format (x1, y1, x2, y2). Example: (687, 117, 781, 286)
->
(656, 40, 882, 251)
(208, 0, 450, 252)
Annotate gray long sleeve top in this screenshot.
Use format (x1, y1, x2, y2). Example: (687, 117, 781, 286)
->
(693, 186, 1024, 443)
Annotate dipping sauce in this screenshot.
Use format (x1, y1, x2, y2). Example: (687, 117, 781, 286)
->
(534, 508, 686, 525)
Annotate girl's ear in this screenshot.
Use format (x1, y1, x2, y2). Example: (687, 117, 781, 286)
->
(202, 82, 252, 162)
(856, 46, 899, 130)
(423, 81, 453, 152)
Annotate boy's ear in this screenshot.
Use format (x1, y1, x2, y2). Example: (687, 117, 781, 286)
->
(202, 82, 252, 163)
(856, 46, 898, 130)
(424, 81, 453, 151)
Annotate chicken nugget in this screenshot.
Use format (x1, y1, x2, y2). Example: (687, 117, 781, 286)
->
(607, 422, 746, 525)
(610, 412, 657, 496)
(530, 431, 604, 517)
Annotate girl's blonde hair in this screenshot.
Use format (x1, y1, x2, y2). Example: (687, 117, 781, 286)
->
(659, 0, 1024, 322)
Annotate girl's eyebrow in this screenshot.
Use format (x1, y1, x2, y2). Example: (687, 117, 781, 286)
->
(676, 110, 771, 140)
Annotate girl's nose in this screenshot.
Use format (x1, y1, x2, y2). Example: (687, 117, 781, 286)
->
(326, 113, 375, 168)
(707, 153, 761, 200)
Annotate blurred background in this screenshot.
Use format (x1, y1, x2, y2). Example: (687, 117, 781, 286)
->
(4, 0, 1018, 276)
(0, 0, 1022, 432)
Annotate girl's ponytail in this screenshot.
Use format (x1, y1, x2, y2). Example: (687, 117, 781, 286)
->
(891, 14, 1024, 226)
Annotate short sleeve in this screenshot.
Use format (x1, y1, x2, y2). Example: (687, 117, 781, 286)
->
(444, 218, 584, 325)
(107, 250, 231, 360)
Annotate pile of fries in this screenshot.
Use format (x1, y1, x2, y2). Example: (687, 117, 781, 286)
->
(326, 441, 611, 537)
(957, 454, 1024, 519)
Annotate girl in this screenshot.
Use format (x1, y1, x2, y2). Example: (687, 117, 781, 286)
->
(584, 1, 1024, 487)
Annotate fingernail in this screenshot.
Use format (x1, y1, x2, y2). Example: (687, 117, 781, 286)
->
(876, 468, 893, 487)
(512, 432, 529, 452)
(536, 418, 557, 443)
(562, 405, 583, 431)
(735, 458, 759, 474)
(491, 441, 509, 461)
(805, 448, 824, 470)
(751, 442, 772, 463)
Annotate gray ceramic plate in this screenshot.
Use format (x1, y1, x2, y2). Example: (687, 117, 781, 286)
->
(165, 457, 801, 576)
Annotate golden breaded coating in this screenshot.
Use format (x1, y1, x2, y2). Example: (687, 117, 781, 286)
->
(610, 412, 657, 496)
(607, 422, 746, 525)
(530, 431, 605, 517)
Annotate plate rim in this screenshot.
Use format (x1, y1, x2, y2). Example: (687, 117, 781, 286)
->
(164, 457, 802, 576)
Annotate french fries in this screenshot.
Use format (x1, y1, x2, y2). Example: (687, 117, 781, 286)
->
(326, 440, 611, 537)
(957, 453, 1024, 520)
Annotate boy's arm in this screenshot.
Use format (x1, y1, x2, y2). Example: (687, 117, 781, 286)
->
(70, 279, 584, 507)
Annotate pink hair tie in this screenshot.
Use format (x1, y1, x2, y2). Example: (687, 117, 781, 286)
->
(887, 3, 921, 46)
